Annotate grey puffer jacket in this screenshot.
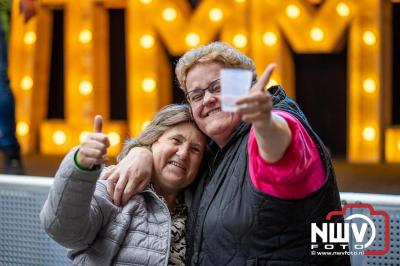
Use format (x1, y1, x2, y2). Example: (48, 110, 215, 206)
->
(40, 148, 173, 266)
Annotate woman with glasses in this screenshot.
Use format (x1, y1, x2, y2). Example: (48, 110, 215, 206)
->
(103, 42, 350, 266)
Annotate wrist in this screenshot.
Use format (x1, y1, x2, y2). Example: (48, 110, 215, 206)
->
(74, 149, 96, 171)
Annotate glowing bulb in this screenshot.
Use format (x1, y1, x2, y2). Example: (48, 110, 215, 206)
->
(79, 81, 93, 95)
(286, 5, 300, 19)
(162, 7, 177, 22)
(140, 0, 152, 4)
(53, 130, 67, 145)
(17, 122, 29, 136)
(21, 76, 33, 91)
(362, 127, 375, 142)
(79, 131, 91, 143)
(209, 8, 223, 22)
(108, 132, 121, 147)
(263, 32, 277, 46)
(363, 31, 376, 45)
(233, 34, 247, 48)
(140, 34, 154, 49)
(24, 31, 36, 45)
(310, 27, 324, 42)
(186, 33, 200, 47)
(141, 121, 151, 131)
(397, 140, 400, 151)
(363, 79, 376, 93)
(79, 30, 92, 44)
(336, 2, 350, 17)
(141, 78, 156, 93)
(235, 0, 246, 2)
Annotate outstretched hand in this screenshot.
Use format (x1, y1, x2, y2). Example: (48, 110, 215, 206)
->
(235, 63, 276, 129)
(236, 63, 292, 163)
(77, 115, 110, 169)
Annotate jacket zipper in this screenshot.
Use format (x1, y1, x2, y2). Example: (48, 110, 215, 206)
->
(146, 190, 172, 266)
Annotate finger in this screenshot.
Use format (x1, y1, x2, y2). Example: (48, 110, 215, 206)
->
(121, 177, 150, 205)
(251, 64, 276, 93)
(106, 172, 120, 197)
(237, 103, 270, 115)
(121, 176, 149, 205)
(83, 139, 109, 154)
(79, 154, 105, 166)
(86, 133, 110, 147)
(114, 175, 129, 206)
(242, 112, 269, 123)
(80, 147, 106, 160)
(99, 165, 116, 180)
(93, 115, 103, 133)
(235, 91, 270, 105)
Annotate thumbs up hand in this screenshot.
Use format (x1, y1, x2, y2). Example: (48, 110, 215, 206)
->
(77, 115, 110, 169)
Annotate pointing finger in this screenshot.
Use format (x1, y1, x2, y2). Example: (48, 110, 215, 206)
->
(252, 64, 276, 93)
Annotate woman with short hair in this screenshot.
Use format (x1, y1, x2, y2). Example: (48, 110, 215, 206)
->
(106, 42, 350, 265)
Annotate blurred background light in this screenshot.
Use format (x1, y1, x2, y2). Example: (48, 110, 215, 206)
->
(186, 33, 200, 47)
(363, 31, 376, 45)
(52, 130, 67, 145)
(23, 31, 36, 45)
(363, 79, 376, 93)
(17, 122, 29, 137)
(162, 7, 177, 22)
(141, 121, 151, 131)
(79, 81, 93, 95)
(79, 131, 91, 143)
(233, 34, 247, 48)
(140, 34, 155, 48)
(286, 5, 300, 19)
(141, 78, 156, 92)
(336, 2, 350, 17)
(20, 76, 33, 91)
(209, 8, 223, 22)
(108, 132, 121, 146)
(79, 29, 92, 44)
(363, 127, 376, 141)
(310, 27, 324, 42)
(263, 32, 277, 46)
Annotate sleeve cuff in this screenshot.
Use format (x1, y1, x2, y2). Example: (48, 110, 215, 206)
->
(73, 148, 101, 172)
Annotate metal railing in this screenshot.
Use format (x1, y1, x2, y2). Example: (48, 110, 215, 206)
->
(1, 175, 399, 266)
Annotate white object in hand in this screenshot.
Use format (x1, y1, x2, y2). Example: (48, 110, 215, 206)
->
(221, 68, 253, 112)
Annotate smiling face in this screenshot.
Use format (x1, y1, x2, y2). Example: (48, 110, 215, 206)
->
(151, 122, 206, 194)
(186, 62, 241, 147)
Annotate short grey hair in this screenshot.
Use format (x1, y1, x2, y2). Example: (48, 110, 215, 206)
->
(175, 41, 256, 93)
(117, 104, 199, 162)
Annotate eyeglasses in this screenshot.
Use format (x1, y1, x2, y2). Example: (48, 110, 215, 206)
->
(186, 79, 221, 104)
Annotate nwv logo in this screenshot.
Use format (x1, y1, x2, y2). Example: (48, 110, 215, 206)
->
(310, 204, 390, 255)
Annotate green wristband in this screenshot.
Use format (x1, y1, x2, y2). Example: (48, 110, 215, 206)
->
(74, 149, 95, 171)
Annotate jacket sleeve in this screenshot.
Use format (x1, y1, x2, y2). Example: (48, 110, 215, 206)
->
(39, 147, 117, 250)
